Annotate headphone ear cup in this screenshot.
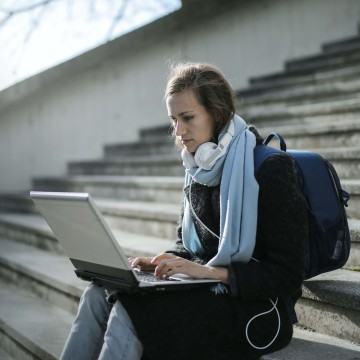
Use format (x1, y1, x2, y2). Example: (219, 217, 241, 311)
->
(181, 148, 197, 169)
(194, 142, 218, 170)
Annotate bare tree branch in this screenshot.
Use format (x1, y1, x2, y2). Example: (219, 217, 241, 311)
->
(106, 0, 130, 40)
(0, 0, 57, 27)
(0, 0, 57, 15)
(23, 3, 49, 43)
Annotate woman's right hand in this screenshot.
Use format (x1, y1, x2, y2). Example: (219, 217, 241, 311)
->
(129, 253, 177, 272)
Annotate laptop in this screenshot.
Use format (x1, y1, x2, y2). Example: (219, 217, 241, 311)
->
(30, 191, 220, 293)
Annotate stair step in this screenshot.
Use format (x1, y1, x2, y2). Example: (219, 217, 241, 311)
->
(249, 45, 360, 87)
(67, 144, 360, 178)
(0, 281, 73, 360)
(0, 212, 174, 256)
(258, 118, 360, 149)
(104, 139, 176, 159)
(68, 155, 184, 177)
(0, 193, 36, 214)
(139, 124, 173, 143)
(296, 269, 360, 343)
(322, 35, 360, 54)
(238, 74, 360, 106)
(32, 175, 184, 204)
(284, 43, 360, 73)
(242, 96, 360, 127)
(0, 182, 359, 266)
(2, 197, 180, 241)
(0, 275, 359, 360)
(264, 327, 360, 360)
(0, 236, 167, 314)
(240, 85, 360, 120)
(242, 63, 360, 99)
(0, 238, 86, 314)
(0, 348, 14, 360)
(0, 236, 359, 353)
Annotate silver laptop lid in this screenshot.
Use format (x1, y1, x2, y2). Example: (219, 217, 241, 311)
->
(30, 191, 130, 270)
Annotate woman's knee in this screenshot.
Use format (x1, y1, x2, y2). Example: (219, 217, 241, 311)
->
(79, 283, 110, 314)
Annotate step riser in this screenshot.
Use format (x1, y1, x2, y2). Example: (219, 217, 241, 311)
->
(68, 163, 184, 177)
(0, 222, 61, 254)
(248, 104, 360, 127)
(346, 243, 360, 269)
(32, 181, 183, 204)
(295, 298, 360, 344)
(104, 142, 176, 159)
(323, 38, 360, 54)
(68, 157, 360, 181)
(250, 55, 360, 89)
(285, 49, 360, 73)
(0, 329, 38, 360)
(345, 194, 360, 219)
(239, 81, 360, 106)
(0, 199, 35, 214)
(329, 160, 360, 180)
(252, 112, 360, 131)
(280, 132, 360, 150)
(1, 212, 359, 271)
(0, 264, 80, 316)
(246, 63, 360, 95)
(0, 216, 176, 257)
(104, 213, 176, 240)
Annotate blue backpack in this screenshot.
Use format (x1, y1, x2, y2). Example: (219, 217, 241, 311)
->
(254, 133, 351, 280)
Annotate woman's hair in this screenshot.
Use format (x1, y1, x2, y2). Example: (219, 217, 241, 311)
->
(164, 63, 236, 147)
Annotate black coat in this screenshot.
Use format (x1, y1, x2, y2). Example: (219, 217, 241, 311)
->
(119, 150, 309, 360)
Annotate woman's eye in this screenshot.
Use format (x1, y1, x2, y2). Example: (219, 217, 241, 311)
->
(184, 116, 193, 121)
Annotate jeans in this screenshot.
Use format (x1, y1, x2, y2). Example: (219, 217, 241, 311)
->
(60, 283, 143, 360)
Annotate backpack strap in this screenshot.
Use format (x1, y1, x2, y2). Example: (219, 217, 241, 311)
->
(254, 132, 286, 175)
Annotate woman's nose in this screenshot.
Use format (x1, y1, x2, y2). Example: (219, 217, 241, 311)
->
(175, 120, 186, 136)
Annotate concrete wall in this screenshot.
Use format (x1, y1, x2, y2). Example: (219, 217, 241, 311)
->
(1, 0, 360, 192)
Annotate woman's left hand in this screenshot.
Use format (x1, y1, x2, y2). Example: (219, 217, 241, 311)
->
(151, 254, 229, 284)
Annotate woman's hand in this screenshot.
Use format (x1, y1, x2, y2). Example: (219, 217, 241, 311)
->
(128, 253, 178, 272)
(151, 254, 229, 284)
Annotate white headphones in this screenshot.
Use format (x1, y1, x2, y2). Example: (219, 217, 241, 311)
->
(181, 120, 235, 170)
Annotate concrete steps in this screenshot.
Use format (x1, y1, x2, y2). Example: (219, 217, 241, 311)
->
(248, 42, 360, 89)
(0, 276, 359, 360)
(67, 154, 184, 177)
(32, 175, 184, 203)
(0, 212, 175, 255)
(0, 281, 73, 360)
(0, 206, 358, 272)
(104, 138, 176, 159)
(1, 33, 360, 360)
(0, 237, 359, 359)
(238, 66, 360, 105)
(242, 97, 360, 128)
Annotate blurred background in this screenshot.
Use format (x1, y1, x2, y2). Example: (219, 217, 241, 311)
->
(0, 0, 360, 192)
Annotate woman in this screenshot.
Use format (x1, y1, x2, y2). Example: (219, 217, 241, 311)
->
(60, 63, 308, 360)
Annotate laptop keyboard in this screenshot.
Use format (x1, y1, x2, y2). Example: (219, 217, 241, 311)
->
(136, 270, 180, 282)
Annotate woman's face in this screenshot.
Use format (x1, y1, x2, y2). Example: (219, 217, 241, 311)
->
(166, 89, 215, 154)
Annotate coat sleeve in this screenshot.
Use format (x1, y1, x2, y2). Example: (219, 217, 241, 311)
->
(228, 153, 308, 300)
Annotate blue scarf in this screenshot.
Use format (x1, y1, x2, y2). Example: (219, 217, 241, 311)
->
(182, 114, 259, 266)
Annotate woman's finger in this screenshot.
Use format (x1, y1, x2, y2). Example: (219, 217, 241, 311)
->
(154, 258, 184, 278)
(151, 253, 177, 264)
(131, 257, 151, 268)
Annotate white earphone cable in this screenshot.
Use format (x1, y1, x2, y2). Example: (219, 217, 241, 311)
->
(187, 170, 281, 350)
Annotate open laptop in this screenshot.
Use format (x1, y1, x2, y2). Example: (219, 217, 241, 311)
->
(30, 191, 220, 293)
